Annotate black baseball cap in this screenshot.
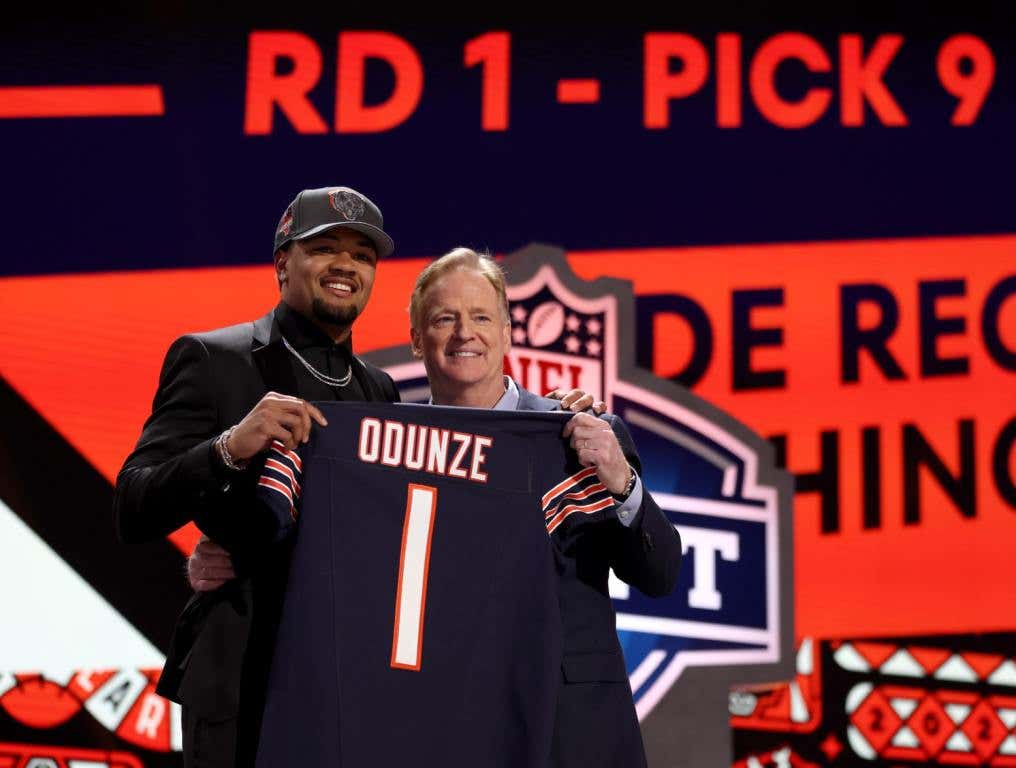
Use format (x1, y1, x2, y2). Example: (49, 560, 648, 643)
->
(274, 186, 395, 258)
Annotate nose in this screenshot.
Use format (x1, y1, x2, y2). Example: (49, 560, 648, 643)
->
(453, 317, 475, 340)
(327, 250, 357, 273)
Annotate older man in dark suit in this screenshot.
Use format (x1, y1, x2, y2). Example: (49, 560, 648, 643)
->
(407, 248, 682, 768)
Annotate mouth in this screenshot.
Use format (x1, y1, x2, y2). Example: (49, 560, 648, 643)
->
(321, 278, 356, 298)
(447, 350, 482, 358)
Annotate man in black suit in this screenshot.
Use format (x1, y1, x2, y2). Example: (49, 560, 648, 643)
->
(406, 248, 682, 768)
(113, 186, 402, 767)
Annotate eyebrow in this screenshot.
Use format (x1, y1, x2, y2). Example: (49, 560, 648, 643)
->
(430, 306, 497, 316)
(310, 233, 376, 251)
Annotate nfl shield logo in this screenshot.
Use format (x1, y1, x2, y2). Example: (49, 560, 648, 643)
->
(366, 244, 794, 762)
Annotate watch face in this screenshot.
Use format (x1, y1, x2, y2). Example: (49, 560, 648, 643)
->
(618, 467, 635, 499)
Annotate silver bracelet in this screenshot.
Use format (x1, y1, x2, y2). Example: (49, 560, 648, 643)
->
(215, 426, 248, 471)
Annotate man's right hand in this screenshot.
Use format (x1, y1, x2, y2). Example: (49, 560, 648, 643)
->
(188, 535, 236, 591)
(226, 391, 329, 459)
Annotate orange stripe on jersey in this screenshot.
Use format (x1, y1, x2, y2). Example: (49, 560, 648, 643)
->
(259, 476, 294, 505)
(545, 497, 616, 534)
(544, 482, 608, 519)
(265, 458, 301, 495)
(541, 466, 599, 507)
(270, 440, 303, 471)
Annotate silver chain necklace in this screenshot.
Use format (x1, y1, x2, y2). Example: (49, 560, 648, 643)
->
(282, 335, 353, 388)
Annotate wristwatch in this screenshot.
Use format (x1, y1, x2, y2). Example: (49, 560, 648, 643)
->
(613, 464, 637, 502)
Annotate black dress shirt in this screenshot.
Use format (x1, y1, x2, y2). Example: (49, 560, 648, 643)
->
(274, 301, 367, 402)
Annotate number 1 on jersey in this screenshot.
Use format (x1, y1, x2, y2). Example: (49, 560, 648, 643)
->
(391, 483, 438, 671)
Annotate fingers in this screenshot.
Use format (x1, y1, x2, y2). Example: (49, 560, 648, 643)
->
(193, 577, 230, 592)
(190, 550, 233, 570)
(565, 421, 613, 454)
(188, 535, 236, 592)
(562, 411, 601, 438)
(560, 390, 595, 412)
(547, 389, 600, 413)
(231, 393, 328, 458)
(195, 564, 236, 579)
(190, 537, 234, 568)
(274, 411, 308, 449)
(263, 418, 302, 452)
(298, 402, 311, 444)
(562, 414, 630, 491)
(306, 401, 329, 427)
(265, 395, 325, 445)
(592, 400, 607, 415)
(193, 536, 228, 557)
(574, 444, 598, 468)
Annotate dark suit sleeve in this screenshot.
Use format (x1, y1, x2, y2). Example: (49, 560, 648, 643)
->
(605, 415, 682, 598)
(385, 371, 401, 403)
(114, 335, 229, 543)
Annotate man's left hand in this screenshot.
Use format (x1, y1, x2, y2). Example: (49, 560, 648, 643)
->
(188, 535, 236, 592)
(562, 412, 632, 495)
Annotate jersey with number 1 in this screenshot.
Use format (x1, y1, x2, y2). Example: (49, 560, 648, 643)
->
(254, 401, 616, 768)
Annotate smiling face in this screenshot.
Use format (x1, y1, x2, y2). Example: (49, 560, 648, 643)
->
(410, 266, 511, 408)
(274, 226, 378, 342)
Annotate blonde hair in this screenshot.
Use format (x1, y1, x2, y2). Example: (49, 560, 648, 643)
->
(409, 247, 509, 329)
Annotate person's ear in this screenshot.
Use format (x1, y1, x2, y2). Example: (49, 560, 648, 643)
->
(410, 327, 423, 359)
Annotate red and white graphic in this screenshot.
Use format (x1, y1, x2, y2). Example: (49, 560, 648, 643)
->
(0, 741, 144, 768)
(729, 637, 822, 734)
(277, 205, 293, 237)
(504, 266, 616, 402)
(731, 745, 821, 768)
(834, 641, 1016, 687)
(0, 669, 181, 753)
(846, 683, 1016, 764)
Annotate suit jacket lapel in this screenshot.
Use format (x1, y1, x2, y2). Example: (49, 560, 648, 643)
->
(351, 355, 387, 402)
(516, 386, 555, 412)
(251, 308, 301, 396)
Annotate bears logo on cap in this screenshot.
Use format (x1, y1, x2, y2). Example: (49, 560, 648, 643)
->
(329, 189, 365, 221)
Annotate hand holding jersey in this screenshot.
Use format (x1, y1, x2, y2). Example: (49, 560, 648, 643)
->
(188, 536, 236, 591)
(187, 386, 603, 591)
(562, 411, 634, 496)
(226, 391, 328, 458)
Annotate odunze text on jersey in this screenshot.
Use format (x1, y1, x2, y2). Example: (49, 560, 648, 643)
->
(357, 417, 493, 483)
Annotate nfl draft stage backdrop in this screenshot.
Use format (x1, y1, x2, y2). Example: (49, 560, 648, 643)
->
(1, 7, 1014, 767)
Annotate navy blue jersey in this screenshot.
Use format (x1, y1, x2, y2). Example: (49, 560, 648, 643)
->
(255, 402, 616, 767)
